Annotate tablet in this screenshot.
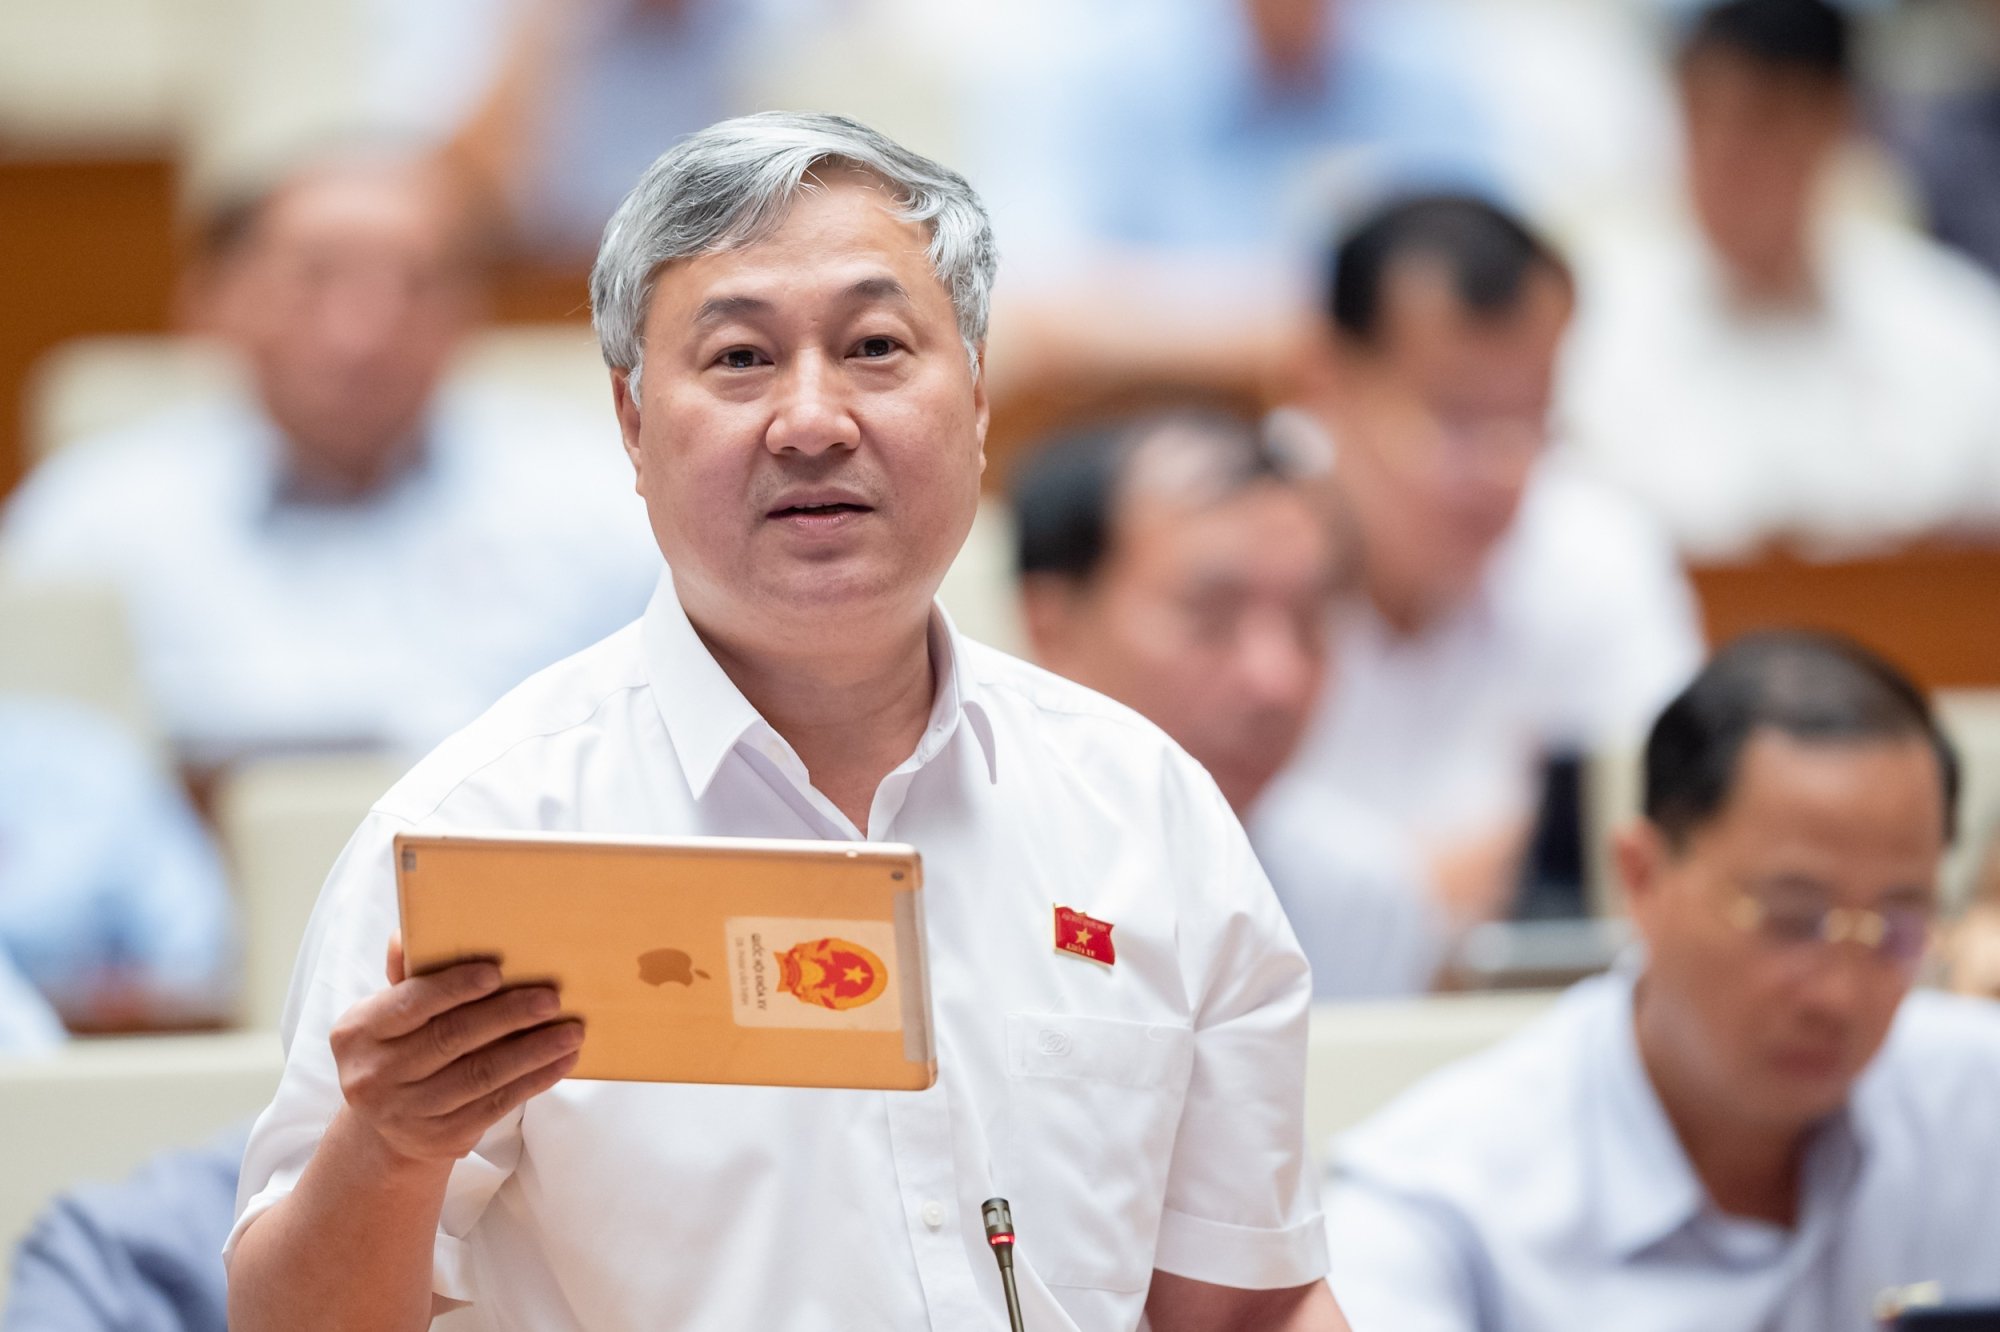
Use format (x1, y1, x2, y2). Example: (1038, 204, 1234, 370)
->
(394, 831, 935, 1091)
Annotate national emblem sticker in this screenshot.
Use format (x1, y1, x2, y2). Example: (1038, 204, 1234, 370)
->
(724, 917, 902, 1031)
(1054, 905, 1116, 966)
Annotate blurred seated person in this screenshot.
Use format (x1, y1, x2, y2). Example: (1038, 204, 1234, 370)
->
(1324, 632, 2000, 1330)
(1886, 0, 2000, 282)
(1257, 195, 1703, 929)
(1013, 411, 1447, 997)
(0, 696, 234, 1030)
(442, 0, 819, 264)
(1561, 0, 2000, 559)
(974, 0, 1496, 265)
(0, 146, 658, 772)
(972, 0, 1501, 450)
(2, 1124, 246, 1332)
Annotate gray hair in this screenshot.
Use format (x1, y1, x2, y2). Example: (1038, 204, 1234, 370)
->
(590, 111, 997, 395)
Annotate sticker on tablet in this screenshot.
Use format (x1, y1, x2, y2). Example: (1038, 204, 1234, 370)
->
(724, 917, 902, 1031)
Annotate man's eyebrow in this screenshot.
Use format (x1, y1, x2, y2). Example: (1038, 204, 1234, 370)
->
(1877, 883, 1940, 908)
(692, 294, 773, 329)
(690, 278, 911, 332)
(844, 276, 912, 306)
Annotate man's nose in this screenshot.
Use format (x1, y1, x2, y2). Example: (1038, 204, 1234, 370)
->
(316, 274, 410, 365)
(765, 354, 860, 456)
(1236, 612, 1319, 711)
(1794, 940, 1882, 1027)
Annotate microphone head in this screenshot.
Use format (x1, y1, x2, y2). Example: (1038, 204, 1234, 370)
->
(981, 1197, 1015, 1246)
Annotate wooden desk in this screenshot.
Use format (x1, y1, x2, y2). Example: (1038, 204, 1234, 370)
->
(1691, 544, 2000, 690)
(0, 153, 179, 499)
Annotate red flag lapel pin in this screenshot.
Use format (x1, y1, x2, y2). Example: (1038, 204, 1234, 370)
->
(1053, 905, 1115, 966)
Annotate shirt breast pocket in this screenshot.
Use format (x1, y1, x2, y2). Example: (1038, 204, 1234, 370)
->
(999, 1011, 1195, 1292)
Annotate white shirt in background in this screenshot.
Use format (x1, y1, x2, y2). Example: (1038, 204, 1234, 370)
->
(229, 575, 1328, 1331)
(0, 387, 660, 769)
(1258, 466, 1703, 848)
(1250, 797, 1448, 1000)
(1322, 971, 2000, 1331)
(1560, 213, 2000, 560)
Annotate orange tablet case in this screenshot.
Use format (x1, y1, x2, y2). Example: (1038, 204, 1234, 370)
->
(394, 832, 936, 1091)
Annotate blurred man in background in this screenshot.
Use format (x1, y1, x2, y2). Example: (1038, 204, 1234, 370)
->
(1887, 0, 2000, 283)
(970, 0, 1500, 458)
(440, 0, 820, 264)
(1014, 411, 1447, 997)
(1324, 632, 2000, 1330)
(1562, 0, 2000, 559)
(0, 146, 658, 772)
(974, 0, 1495, 266)
(1257, 195, 1702, 932)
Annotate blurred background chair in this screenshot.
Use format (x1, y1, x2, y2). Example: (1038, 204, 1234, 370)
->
(0, 578, 157, 762)
(212, 753, 406, 1030)
(0, 1032, 283, 1302)
(24, 338, 242, 467)
(1303, 990, 1561, 1148)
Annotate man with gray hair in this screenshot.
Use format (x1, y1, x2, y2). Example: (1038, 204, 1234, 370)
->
(225, 113, 1349, 1330)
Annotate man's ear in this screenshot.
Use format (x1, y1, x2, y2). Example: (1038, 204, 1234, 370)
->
(1616, 818, 1670, 931)
(612, 369, 645, 475)
(1295, 316, 1364, 422)
(972, 345, 991, 473)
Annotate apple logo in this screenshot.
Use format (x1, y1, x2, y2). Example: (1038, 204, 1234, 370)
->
(637, 948, 710, 987)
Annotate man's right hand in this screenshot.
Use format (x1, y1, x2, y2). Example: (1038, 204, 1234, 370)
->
(328, 935, 584, 1165)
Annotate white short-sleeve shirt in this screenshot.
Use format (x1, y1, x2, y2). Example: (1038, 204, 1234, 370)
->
(1259, 465, 1703, 843)
(1560, 214, 2000, 560)
(229, 575, 1327, 1331)
(1324, 971, 2000, 1332)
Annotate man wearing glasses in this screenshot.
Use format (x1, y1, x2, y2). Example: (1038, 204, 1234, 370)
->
(1322, 630, 2000, 1331)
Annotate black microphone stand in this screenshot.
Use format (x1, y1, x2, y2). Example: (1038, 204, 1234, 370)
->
(982, 1197, 1027, 1332)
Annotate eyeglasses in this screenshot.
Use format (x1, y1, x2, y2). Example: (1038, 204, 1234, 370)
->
(1723, 888, 1936, 972)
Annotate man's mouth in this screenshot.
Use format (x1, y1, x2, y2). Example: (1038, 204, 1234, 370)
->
(770, 501, 871, 518)
(1769, 1042, 1847, 1082)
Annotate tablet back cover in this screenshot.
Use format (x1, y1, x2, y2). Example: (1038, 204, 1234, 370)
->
(395, 832, 935, 1091)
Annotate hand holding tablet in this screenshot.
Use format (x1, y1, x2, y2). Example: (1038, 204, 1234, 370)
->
(328, 936, 583, 1165)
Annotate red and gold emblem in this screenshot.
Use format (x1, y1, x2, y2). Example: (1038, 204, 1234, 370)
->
(1054, 905, 1116, 966)
(776, 937, 890, 1011)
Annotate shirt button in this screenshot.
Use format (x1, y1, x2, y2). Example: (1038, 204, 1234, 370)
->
(921, 1200, 947, 1230)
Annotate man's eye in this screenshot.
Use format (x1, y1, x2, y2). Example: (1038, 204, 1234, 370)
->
(717, 348, 763, 370)
(1880, 907, 1934, 964)
(1182, 599, 1237, 644)
(1758, 905, 1827, 943)
(855, 337, 898, 359)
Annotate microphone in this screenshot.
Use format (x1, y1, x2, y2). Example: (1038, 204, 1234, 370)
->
(981, 1197, 1026, 1332)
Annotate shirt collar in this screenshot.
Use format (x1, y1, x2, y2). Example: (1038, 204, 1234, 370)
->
(1588, 968, 1872, 1263)
(640, 572, 997, 802)
(1588, 970, 1710, 1260)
